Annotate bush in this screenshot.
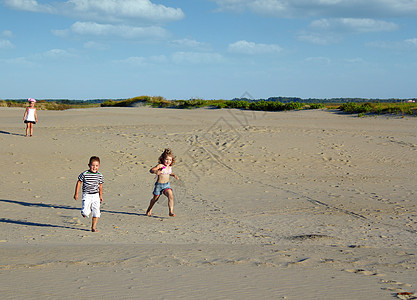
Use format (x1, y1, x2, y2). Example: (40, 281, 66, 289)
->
(215, 102, 228, 109)
(101, 96, 168, 107)
(308, 103, 325, 109)
(249, 101, 284, 111)
(225, 100, 249, 109)
(249, 101, 305, 111)
(176, 99, 208, 109)
(284, 102, 304, 110)
(339, 102, 373, 113)
(101, 100, 114, 106)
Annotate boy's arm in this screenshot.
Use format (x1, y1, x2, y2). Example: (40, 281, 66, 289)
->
(74, 180, 81, 200)
(99, 183, 103, 202)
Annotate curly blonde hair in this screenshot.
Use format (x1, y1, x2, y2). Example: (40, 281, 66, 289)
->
(158, 148, 175, 166)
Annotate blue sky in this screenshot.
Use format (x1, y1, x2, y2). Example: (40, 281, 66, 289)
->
(1, 0, 417, 100)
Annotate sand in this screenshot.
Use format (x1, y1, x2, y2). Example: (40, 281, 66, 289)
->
(0, 106, 416, 299)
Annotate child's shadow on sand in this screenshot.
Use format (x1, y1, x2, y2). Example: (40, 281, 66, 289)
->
(0, 199, 147, 217)
(0, 218, 90, 232)
(0, 130, 25, 136)
(0, 199, 163, 233)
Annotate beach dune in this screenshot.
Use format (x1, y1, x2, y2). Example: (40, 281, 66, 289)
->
(1, 107, 416, 299)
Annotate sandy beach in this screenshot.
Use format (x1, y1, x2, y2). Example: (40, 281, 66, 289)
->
(1, 106, 416, 299)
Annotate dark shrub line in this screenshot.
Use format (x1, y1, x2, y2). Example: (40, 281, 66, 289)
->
(101, 96, 325, 112)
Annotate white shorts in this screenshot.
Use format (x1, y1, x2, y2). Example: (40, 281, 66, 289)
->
(81, 193, 101, 218)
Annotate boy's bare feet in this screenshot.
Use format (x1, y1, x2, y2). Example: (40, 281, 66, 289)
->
(91, 228, 99, 232)
(169, 213, 176, 217)
(146, 210, 152, 216)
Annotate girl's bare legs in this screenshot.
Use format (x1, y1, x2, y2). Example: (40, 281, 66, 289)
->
(146, 194, 160, 216)
(91, 217, 99, 232)
(25, 124, 30, 137)
(29, 123, 33, 136)
(164, 189, 175, 216)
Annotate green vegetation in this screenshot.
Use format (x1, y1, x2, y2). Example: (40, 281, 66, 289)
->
(339, 101, 417, 116)
(101, 96, 320, 112)
(0, 99, 100, 110)
(2, 96, 416, 116)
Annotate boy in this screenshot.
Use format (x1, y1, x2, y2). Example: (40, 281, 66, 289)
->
(74, 156, 104, 232)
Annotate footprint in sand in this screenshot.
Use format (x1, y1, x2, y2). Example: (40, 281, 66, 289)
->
(343, 269, 379, 276)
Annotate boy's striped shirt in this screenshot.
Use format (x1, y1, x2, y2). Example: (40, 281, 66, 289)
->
(78, 170, 104, 194)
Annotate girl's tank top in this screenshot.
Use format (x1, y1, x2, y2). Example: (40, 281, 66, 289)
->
(25, 108, 36, 122)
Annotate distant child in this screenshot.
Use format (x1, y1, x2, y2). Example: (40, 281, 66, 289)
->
(146, 148, 179, 217)
(23, 98, 38, 137)
(74, 156, 104, 232)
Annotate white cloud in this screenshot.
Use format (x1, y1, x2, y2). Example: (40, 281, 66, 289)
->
(0, 39, 14, 49)
(2, 56, 36, 66)
(114, 55, 168, 66)
(305, 56, 331, 64)
(5, 0, 184, 23)
(43, 49, 73, 58)
(228, 40, 282, 54)
(51, 29, 69, 38)
(115, 56, 147, 66)
(172, 52, 223, 64)
(54, 22, 168, 39)
(2, 30, 13, 38)
(211, 0, 417, 18)
(4, 0, 54, 13)
(169, 38, 209, 49)
(310, 18, 398, 33)
(405, 38, 417, 46)
(298, 18, 398, 45)
(297, 32, 340, 45)
(65, 0, 184, 23)
(83, 41, 108, 50)
(344, 58, 365, 63)
(211, 0, 249, 13)
(367, 38, 417, 50)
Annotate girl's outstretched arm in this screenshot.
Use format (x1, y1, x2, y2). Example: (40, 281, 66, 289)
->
(171, 173, 179, 180)
(150, 164, 164, 175)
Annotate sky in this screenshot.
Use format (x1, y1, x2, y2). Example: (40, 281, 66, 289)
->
(1, 0, 417, 100)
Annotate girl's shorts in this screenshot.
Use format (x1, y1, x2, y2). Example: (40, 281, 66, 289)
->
(24, 120, 36, 124)
(81, 193, 101, 218)
(153, 182, 172, 196)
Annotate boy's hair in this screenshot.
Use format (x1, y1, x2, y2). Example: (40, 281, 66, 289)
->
(89, 156, 100, 165)
(158, 148, 175, 166)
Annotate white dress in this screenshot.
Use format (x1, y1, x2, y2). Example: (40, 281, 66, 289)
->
(25, 108, 36, 122)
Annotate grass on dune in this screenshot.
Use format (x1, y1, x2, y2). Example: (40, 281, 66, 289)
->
(2, 97, 416, 116)
(339, 102, 417, 116)
(101, 96, 326, 111)
(0, 100, 99, 110)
